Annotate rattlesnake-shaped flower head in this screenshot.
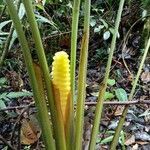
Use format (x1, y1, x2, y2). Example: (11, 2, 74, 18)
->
(51, 51, 70, 124)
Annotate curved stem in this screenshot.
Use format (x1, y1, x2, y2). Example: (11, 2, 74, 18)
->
(110, 36, 150, 150)
(89, 0, 125, 149)
(5, 1, 55, 149)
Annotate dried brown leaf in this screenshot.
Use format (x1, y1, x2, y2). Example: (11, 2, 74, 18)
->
(141, 71, 150, 83)
(21, 115, 41, 145)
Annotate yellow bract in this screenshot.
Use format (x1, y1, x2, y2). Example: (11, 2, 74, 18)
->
(52, 51, 70, 123)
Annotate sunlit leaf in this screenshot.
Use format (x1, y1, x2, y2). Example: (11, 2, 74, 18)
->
(0, 100, 6, 109)
(9, 30, 17, 49)
(0, 91, 32, 101)
(0, 77, 7, 86)
(18, 3, 26, 19)
(0, 20, 12, 32)
(94, 25, 104, 33)
(115, 88, 128, 101)
(107, 79, 116, 86)
(100, 135, 113, 144)
(91, 91, 114, 100)
(6, 91, 32, 99)
(103, 30, 110, 40)
(35, 14, 58, 29)
(100, 18, 108, 28)
(104, 92, 115, 100)
(90, 18, 96, 27)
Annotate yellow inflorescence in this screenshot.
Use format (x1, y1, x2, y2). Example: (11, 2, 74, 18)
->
(52, 51, 70, 122)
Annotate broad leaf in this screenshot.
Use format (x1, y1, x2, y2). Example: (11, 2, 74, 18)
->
(0, 91, 32, 101)
(0, 100, 6, 109)
(90, 18, 96, 27)
(0, 77, 7, 86)
(115, 88, 128, 101)
(103, 30, 110, 40)
(100, 135, 113, 144)
(104, 92, 115, 100)
(107, 79, 116, 86)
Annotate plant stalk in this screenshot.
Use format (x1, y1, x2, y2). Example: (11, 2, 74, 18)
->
(110, 36, 150, 150)
(69, 0, 81, 148)
(5, 0, 55, 149)
(89, 0, 125, 149)
(70, 0, 81, 102)
(22, 0, 66, 149)
(75, 0, 91, 150)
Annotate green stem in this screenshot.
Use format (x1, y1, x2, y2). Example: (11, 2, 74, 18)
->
(89, 0, 125, 149)
(5, 1, 55, 149)
(70, 0, 81, 103)
(110, 36, 150, 150)
(69, 0, 81, 148)
(75, 1, 91, 150)
(22, 0, 66, 149)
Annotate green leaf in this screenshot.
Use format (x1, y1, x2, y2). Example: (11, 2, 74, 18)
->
(109, 27, 120, 38)
(7, 91, 33, 99)
(90, 18, 96, 27)
(0, 91, 33, 101)
(139, 109, 150, 117)
(35, 14, 58, 29)
(0, 77, 7, 86)
(100, 19, 108, 28)
(104, 92, 115, 100)
(66, 2, 72, 8)
(0, 20, 11, 31)
(100, 135, 113, 144)
(119, 130, 125, 146)
(107, 79, 116, 86)
(0, 100, 6, 109)
(0, 20, 12, 35)
(94, 25, 104, 33)
(1, 146, 8, 150)
(103, 30, 110, 40)
(115, 88, 128, 101)
(9, 30, 17, 50)
(91, 91, 114, 100)
(91, 92, 99, 97)
(0, 93, 8, 101)
(94, 27, 100, 33)
(36, 4, 44, 10)
(18, 3, 26, 19)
